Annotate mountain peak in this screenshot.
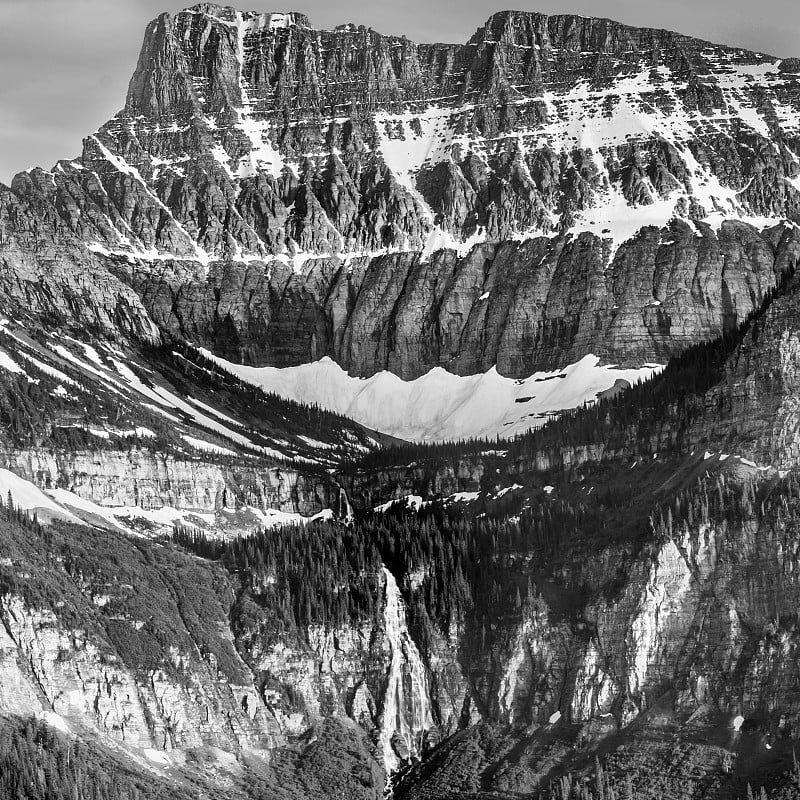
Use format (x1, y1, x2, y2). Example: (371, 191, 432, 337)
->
(468, 8, 734, 56)
(183, 4, 312, 28)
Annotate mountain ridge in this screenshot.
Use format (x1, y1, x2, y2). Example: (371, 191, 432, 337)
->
(2, 4, 797, 385)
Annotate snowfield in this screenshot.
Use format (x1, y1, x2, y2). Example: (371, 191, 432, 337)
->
(0, 469, 81, 524)
(199, 351, 663, 442)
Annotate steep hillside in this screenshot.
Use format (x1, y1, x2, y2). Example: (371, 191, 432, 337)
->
(0, 315, 380, 533)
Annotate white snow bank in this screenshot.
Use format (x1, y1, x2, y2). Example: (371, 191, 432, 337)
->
(242, 506, 334, 528)
(0, 469, 80, 523)
(38, 711, 71, 734)
(143, 748, 171, 766)
(0, 349, 24, 374)
(449, 491, 480, 503)
(46, 488, 132, 531)
(374, 495, 425, 513)
(198, 351, 662, 442)
(495, 484, 523, 499)
(46, 484, 329, 535)
(182, 435, 238, 456)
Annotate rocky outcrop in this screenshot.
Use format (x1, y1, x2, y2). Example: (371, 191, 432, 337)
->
(3, 447, 334, 514)
(0, 595, 278, 752)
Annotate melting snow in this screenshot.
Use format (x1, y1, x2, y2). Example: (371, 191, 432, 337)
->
(50, 344, 286, 458)
(88, 136, 213, 266)
(17, 351, 76, 385)
(182, 435, 237, 456)
(0, 349, 23, 374)
(374, 495, 425, 513)
(495, 484, 523, 499)
(46, 484, 329, 536)
(0, 469, 81, 524)
(198, 351, 663, 442)
(38, 712, 71, 734)
(448, 491, 480, 503)
(232, 12, 285, 178)
(143, 749, 172, 766)
(242, 506, 334, 528)
(368, 62, 798, 255)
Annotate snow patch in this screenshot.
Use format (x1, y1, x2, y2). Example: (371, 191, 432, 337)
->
(494, 484, 523, 499)
(0, 349, 24, 374)
(374, 495, 424, 513)
(448, 491, 480, 503)
(143, 748, 172, 766)
(0, 469, 81, 524)
(198, 350, 663, 442)
(233, 12, 285, 178)
(38, 712, 71, 734)
(182, 435, 238, 456)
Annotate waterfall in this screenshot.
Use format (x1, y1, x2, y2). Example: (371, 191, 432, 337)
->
(378, 566, 435, 789)
(338, 486, 353, 520)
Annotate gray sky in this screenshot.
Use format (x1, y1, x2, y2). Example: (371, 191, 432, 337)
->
(1, 0, 798, 185)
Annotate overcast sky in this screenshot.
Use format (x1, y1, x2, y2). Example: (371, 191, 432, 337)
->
(0, 0, 797, 184)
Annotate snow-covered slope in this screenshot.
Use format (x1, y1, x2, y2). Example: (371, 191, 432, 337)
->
(200, 351, 662, 441)
(0, 469, 81, 524)
(0, 318, 375, 464)
(0, 317, 379, 535)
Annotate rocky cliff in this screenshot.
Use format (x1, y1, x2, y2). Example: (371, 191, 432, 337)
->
(3, 5, 800, 378)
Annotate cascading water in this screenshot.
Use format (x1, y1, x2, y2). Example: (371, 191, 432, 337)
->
(378, 566, 435, 793)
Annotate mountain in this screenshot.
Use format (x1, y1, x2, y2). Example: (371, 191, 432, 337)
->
(4, 5, 800, 383)
(5, 2, 800, 438)
(2, 5, 800, 800)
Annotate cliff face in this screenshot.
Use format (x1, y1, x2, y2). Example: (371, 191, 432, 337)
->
(391, 488, 800, 798)
(6, 454, 798, 798)
(0, 512, 466, 795)
(2, 5, 800, 377)
(4, 447, 333, 515)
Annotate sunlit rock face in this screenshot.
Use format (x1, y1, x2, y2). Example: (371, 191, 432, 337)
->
(0, 590, 282, 755)
(2, 5, 800, 377)
(3, 447, 332, 514)
(0, 554, 465, 788)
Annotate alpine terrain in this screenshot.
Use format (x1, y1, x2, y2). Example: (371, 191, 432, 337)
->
(0, 4, 800, 798)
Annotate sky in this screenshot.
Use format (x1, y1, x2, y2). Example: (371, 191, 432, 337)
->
(0, 0, 798, 184)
